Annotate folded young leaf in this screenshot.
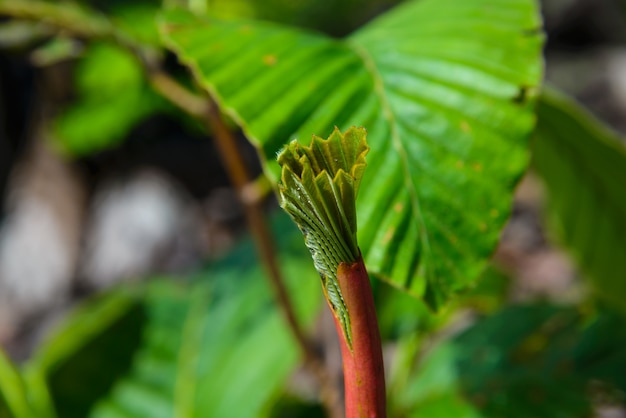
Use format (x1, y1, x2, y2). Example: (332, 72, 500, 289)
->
(278, 127, 386, 417)
(277, 126, 369, 345)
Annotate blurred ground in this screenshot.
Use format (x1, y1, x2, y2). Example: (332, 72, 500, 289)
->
(0, 0, 625, 398)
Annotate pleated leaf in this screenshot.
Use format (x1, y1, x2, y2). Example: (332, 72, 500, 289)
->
(533, 90, 626, 312)
(277, 126, 369, 345)
(160, 0, 544, 308)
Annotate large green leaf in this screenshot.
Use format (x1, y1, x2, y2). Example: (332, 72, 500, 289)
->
(533, 90, 626, 311)
(14, 215, 321, 418)
(159, 0, 544, 307)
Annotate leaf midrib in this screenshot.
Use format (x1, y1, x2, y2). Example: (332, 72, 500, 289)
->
(347, 38, 433, 282)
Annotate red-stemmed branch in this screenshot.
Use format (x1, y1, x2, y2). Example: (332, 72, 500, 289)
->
(277, 127, 386, 417)
(335, 257, 386, 417)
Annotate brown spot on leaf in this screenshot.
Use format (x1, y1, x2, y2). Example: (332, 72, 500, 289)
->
(382, 228, 395, 244)
(394, 203, 403, 213)
(460, 120, 471, 133)
(472, 163, 483, 172)
(263, 54, 277, 66)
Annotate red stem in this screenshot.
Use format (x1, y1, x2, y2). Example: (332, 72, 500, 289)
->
(332, 256, 386, 418)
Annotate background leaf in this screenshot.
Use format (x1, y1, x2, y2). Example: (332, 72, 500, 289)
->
(389, 304, 626, 418)
(25, 290, 146, 418)
(533, 90, 626, 312)
(388, 339, 484, 418)
(452, 305, 592, 418)
(0, 350, 34, 418)
(109, 2, 162, 47)
(53, 42, 167, 156)
(13, 215, 322, 418)
(159, 0, 544, 308)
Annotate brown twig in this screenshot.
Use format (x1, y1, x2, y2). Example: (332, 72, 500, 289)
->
(205, 101, 342, 417)
(148, 71, 208, 118)
(0, 1, 112, 38)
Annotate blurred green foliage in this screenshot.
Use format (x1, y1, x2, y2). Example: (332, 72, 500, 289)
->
(0, 215, 323, 418)
(390, 304, 626, 417)
(109, 2, 161, 46)
(533, 90, 626, 314)
(0, 0, 626, 417)
(53, 42, 167, 156)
